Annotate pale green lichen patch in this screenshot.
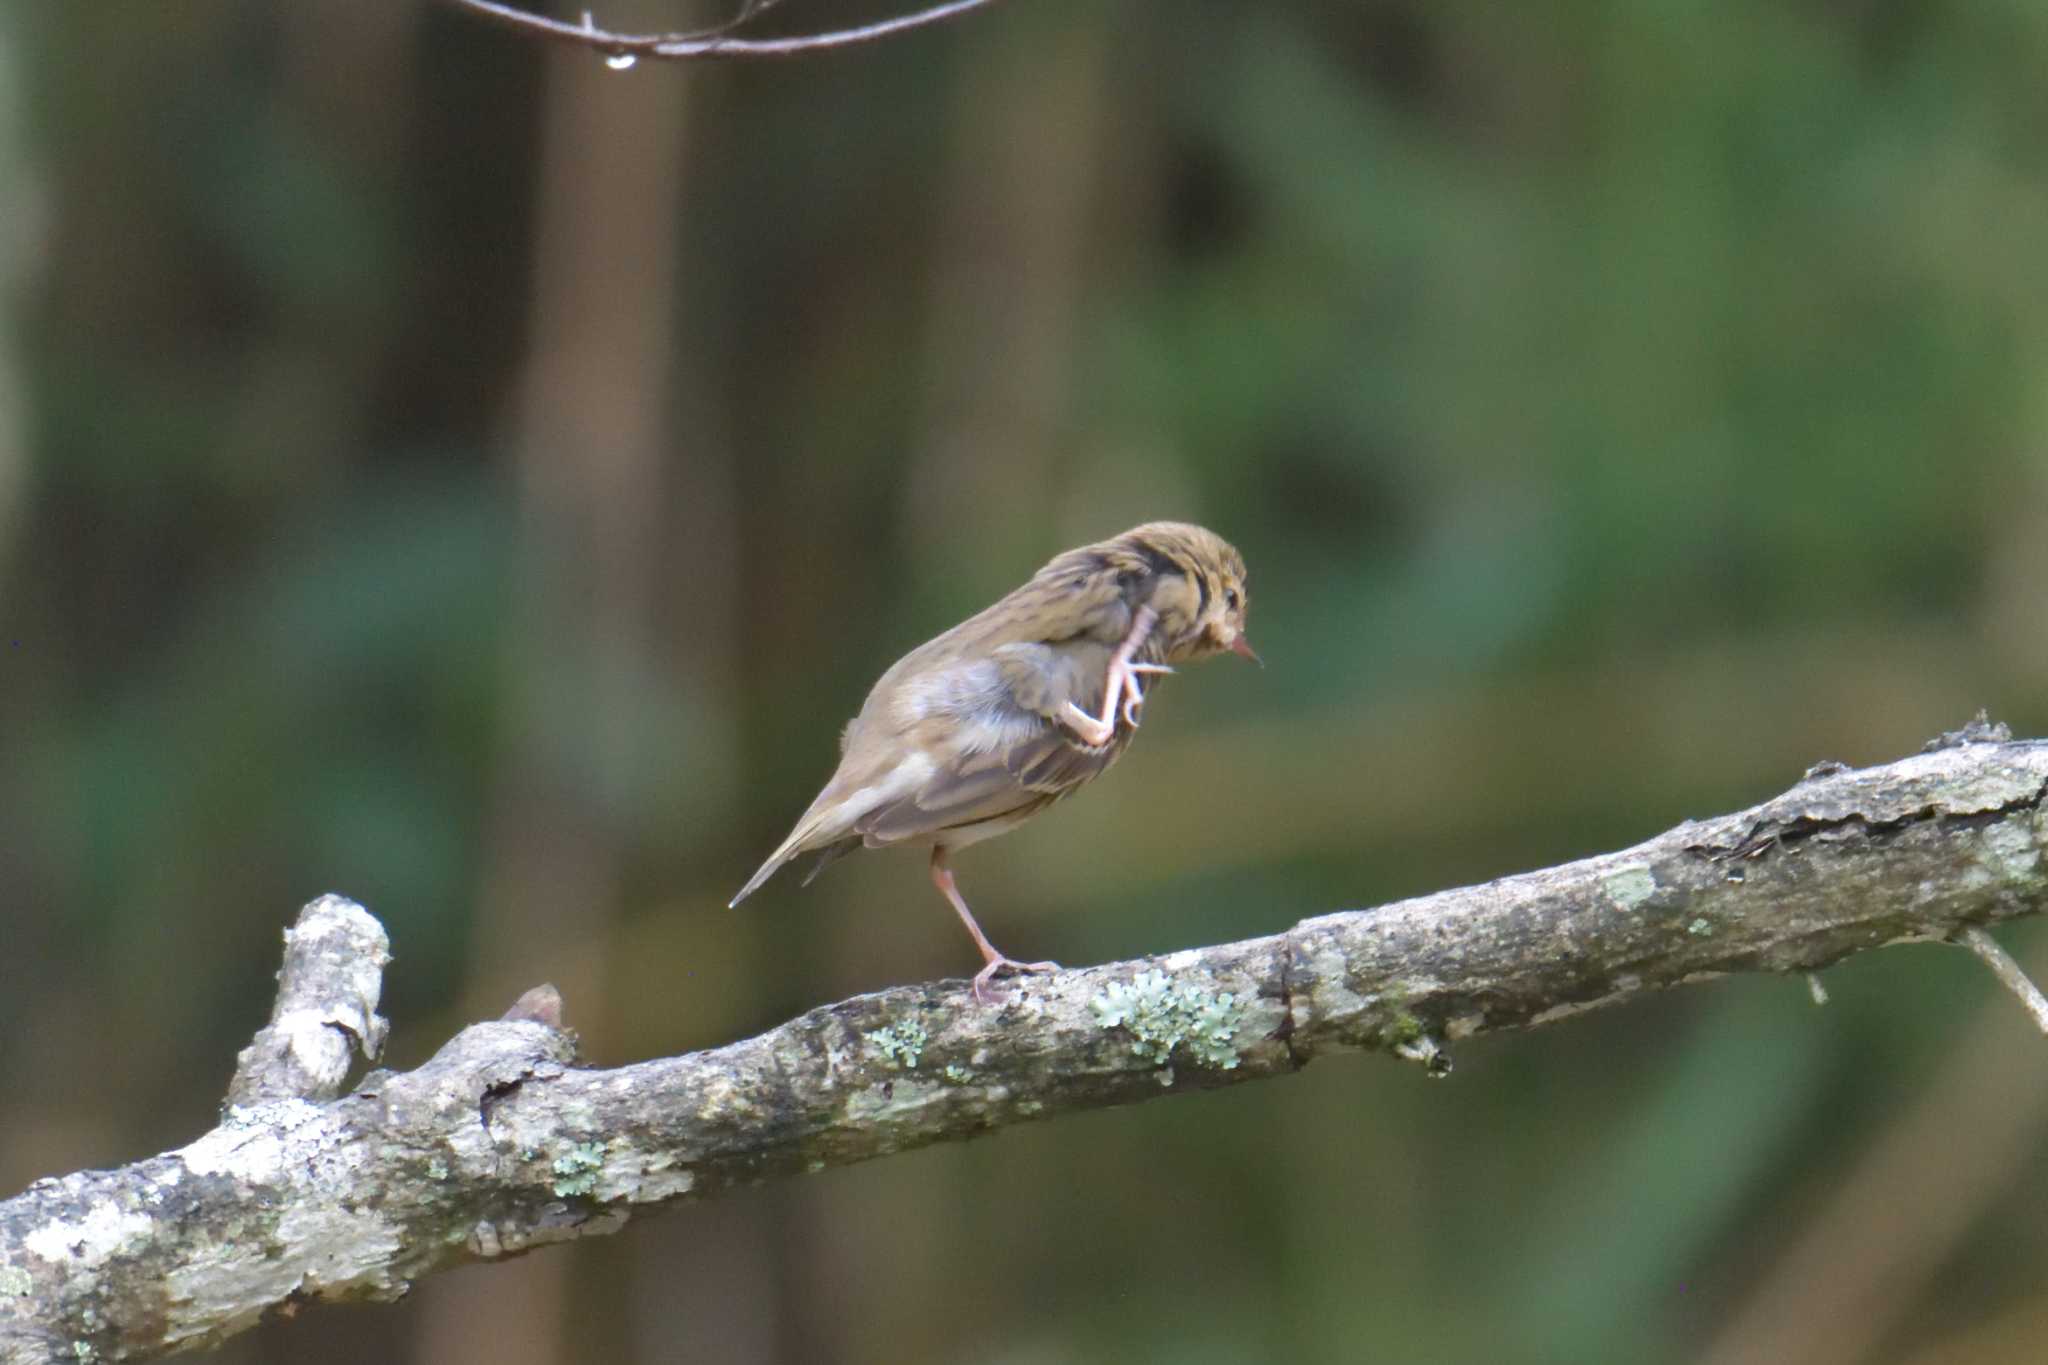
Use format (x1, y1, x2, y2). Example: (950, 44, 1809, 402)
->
(1603, 865, 1657, 911)
(0, 1265, 28, 1296)
(941, 1063, 973, 1085)
(23, 1200, 155, 1269)
(550, 1141, 606, 1198)
(865, 1020, 930, 1070)
(1978, 820, 2042, 883)
(1937, 763, 2042, 815)
(1687, 917, 1714, 937)
(1090, 969, 1248, 1069)
(1383, 1005, 1425, 1047)
(588, 1144, 693, 1202)
(179, 1099, 331, 1184)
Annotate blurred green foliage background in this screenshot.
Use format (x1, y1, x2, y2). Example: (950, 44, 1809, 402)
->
(6, 0, 2048, 1360)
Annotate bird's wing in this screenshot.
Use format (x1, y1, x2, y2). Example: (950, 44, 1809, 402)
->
(732, 629, 1144, 903)
(852, 643, 1131, 846)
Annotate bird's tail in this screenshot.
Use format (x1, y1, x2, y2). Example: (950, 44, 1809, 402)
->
(730, 799, 849, 907)
(729, 837, 800, 907)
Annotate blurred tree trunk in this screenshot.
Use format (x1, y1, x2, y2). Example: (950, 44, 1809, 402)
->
(900, 10, 1107, 583)
(829, 15, 1110, 1358)
(438, 33, 713, 1365)
(0, 16, 30, 568)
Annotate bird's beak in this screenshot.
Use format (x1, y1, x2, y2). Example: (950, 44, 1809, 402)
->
(1230, 634, 1263, 667)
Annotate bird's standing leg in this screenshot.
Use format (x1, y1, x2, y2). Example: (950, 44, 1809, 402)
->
(1062, 605, 1170, 746)
(930, 846, 1057, 1002)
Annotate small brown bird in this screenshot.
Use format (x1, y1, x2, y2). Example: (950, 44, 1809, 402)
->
(730, 521, 1256, 999)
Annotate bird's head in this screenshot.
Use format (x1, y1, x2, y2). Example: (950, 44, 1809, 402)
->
(1118, 522, 1257, 666)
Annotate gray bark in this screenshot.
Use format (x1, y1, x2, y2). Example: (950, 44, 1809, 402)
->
(4, 728, 2046, 1362)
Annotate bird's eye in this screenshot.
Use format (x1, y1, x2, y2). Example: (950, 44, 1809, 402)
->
(1225, 587, 1241, 610)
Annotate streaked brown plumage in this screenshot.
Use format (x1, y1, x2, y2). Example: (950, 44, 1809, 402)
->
(731, 522, 1255, 1000)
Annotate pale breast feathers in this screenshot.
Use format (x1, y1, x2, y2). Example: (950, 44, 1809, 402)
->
(889, 657, 1048, 756)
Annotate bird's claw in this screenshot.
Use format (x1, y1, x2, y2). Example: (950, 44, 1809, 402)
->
(1121, 661, 1171, 727)
(973, 955, 1061, 1003)
(1120, 657, 1176, 728)
(1066, 656, 1172, 745)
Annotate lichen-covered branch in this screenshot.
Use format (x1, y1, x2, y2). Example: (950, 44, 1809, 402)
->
(225, 896, 390, 1107)
(6, 732, 2048, 1362)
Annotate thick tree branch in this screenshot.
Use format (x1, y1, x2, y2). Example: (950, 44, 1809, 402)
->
(5, 732, 2048, 1361)
(438, 0, 1006, 63)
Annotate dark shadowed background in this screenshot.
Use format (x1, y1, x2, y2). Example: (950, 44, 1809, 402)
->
(7, 0, 2048, 1361)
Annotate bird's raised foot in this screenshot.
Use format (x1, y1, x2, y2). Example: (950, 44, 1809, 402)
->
(1117, 661, 1173, 726)
(1061, 701, 1115, 748)
(972, 954, 1061, 1003)
(1067, 659, 1176, 741)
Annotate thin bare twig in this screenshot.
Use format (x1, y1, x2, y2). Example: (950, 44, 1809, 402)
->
(438, 0, 1006, 61)
(1955, 926, 2048, 1034)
